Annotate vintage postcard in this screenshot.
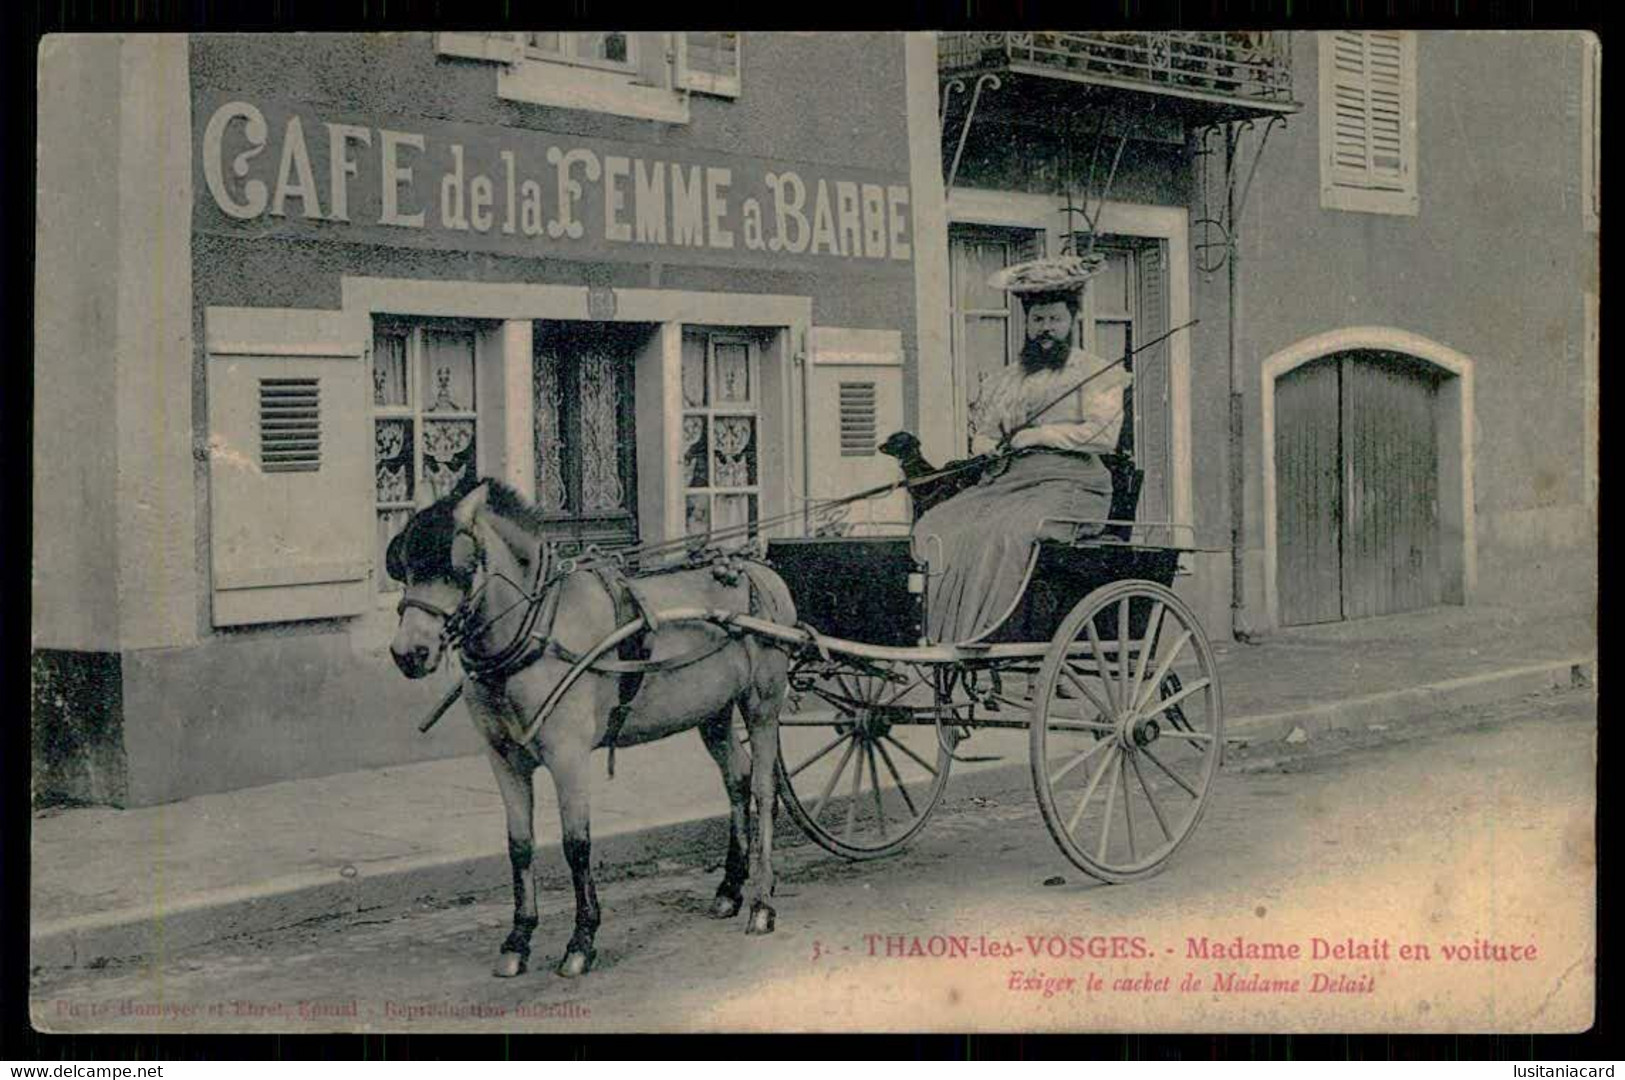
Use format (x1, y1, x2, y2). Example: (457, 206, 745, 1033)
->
(31, 30, 1597, 1034)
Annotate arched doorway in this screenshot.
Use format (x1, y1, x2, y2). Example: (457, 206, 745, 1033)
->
(1262, 329, 1475, 628)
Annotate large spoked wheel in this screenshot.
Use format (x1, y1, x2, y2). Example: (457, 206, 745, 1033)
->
(776, 661, 954, 860)
(1031, 580, 1222, 883)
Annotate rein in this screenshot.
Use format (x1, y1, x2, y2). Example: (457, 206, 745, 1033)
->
(409, 527, 750, 739)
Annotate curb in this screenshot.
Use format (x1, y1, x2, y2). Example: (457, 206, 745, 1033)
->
(1223, 656, 1595, 744)
(31, 655, 1596, 972)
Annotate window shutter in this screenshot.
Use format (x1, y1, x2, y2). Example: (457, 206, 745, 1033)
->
(1132, 240, 1171, 526)
(676, 32, 742, 97)
(1321, 31, 1416, 213)
(435, 32, 523, 65)
(206, 307, 372, 627)
(1363, 32, 1407, 190)
(632, 32, 672, 88)
(1327, 32, 1374, 187)
(806, 327, 908, 534)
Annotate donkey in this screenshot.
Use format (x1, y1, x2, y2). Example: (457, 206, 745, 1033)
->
(386, 479, 796, 978)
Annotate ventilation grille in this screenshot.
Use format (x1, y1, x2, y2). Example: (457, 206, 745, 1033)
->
(839, 382, 877, 457)
(259, 377, 321, 472)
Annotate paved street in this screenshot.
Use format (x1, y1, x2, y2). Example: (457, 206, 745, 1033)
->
(31, 690, 1595, 1035)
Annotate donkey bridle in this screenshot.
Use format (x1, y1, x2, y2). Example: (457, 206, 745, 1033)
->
(398, 527, 560, 683)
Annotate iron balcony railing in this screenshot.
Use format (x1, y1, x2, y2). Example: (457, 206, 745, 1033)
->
(939, 31, 1296, 110)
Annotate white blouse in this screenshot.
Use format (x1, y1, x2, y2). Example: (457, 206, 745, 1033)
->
(968, 348, 1131, 456)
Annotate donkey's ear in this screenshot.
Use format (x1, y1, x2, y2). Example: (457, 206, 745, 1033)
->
(452, 478, 490, 529)
(385, 528, 409, 585)
(449, 528, 481, 575)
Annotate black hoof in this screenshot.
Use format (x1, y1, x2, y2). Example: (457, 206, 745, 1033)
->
(493, 951, 528, 978)
(556, 949, 596, 978)
(710, 892, 744, 919)
(745, 901, 776, 935)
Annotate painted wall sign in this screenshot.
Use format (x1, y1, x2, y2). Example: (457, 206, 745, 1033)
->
(195, 95, 915, 273)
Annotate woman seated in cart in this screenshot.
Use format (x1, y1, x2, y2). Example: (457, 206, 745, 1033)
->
(914, 254, 1131, 644)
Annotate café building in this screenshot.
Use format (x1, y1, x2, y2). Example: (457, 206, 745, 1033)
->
(33, 32, 952, 805)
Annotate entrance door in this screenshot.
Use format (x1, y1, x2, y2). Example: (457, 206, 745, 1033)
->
(532, 321, 642, 555)
(1276, 350, 1443, 625)
(949, 224, 1043, 452)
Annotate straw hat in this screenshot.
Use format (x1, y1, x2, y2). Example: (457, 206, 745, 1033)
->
(988, 253, 1107, 298)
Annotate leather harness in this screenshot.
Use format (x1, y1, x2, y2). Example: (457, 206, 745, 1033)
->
(433, 538, 762, 773)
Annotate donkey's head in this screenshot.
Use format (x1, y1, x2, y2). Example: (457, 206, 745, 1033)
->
(386, 482, 489, 678)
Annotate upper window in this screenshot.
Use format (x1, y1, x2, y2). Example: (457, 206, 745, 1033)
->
(436, 31, 742, 123)
(524, 32, 639, 73)
(1583, 36, 1600, 232)
(1318, 31, 1418, 216)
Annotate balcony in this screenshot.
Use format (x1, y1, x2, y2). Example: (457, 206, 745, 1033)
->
(939, 32, 1298, 123)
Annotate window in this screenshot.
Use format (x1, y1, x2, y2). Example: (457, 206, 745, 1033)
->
(436, 32, 742, 123)
(372, 320, 482, 592)
(681, 329, 760, 545)
(523, 32, 638, 73)
(1319, 31, 1418, 215)
(949, 224, 1044, 452)
(1583, 36, 1600, 231)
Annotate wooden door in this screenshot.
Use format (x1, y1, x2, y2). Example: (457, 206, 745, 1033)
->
(1275, 350, 1443, 625)
(1275, 356, 1345, 626)
(1340, 351, 1442, 619)
(532, 321, 640, 555)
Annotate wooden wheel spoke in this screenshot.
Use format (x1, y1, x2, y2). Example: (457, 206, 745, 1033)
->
(1046, 698, 1111, 724)
(1165, 729, 1214, 746)
(1045, 717, 1117, 732)
(1129, 749, 1174, 843)
(1161, 690, 1195, 733)
(883, 734, 939, 776)
(1134, 630, 1192, 711)
(1050, 735, 1114, 788)
(1139, 676, 1211, 719)
(843, 740, 864, 843)
(988, 690, 1041, 713)
(874, 674, 928, 711)
(1083, 620, 1122, 714)
(1120, 751, 1137, 863)
(1069, 745, 1121, 836)
(832, 672, 861, 705)
(808, 735, 858, 823)
(874, 738, 920, 818)
(1060, 665, 1115, 720)
(1096, 751, 1123, 863)
(1129, 602, 1165, 713)
(866, 742, 888, 840)
(787, 732, 847, 779)
(1117, 598, 1132, 707)
(1140, 744, 1199, 799)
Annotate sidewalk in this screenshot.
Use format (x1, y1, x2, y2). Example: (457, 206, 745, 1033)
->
(31, 602, 1595, 971)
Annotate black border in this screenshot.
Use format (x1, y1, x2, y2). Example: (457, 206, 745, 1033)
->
(10, 0, 1612, 1062)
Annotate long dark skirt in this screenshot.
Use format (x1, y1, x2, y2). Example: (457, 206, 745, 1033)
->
(913, 452, 1111, 643)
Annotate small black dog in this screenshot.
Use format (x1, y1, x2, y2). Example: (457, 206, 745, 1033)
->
(877, 431, 986, 519)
